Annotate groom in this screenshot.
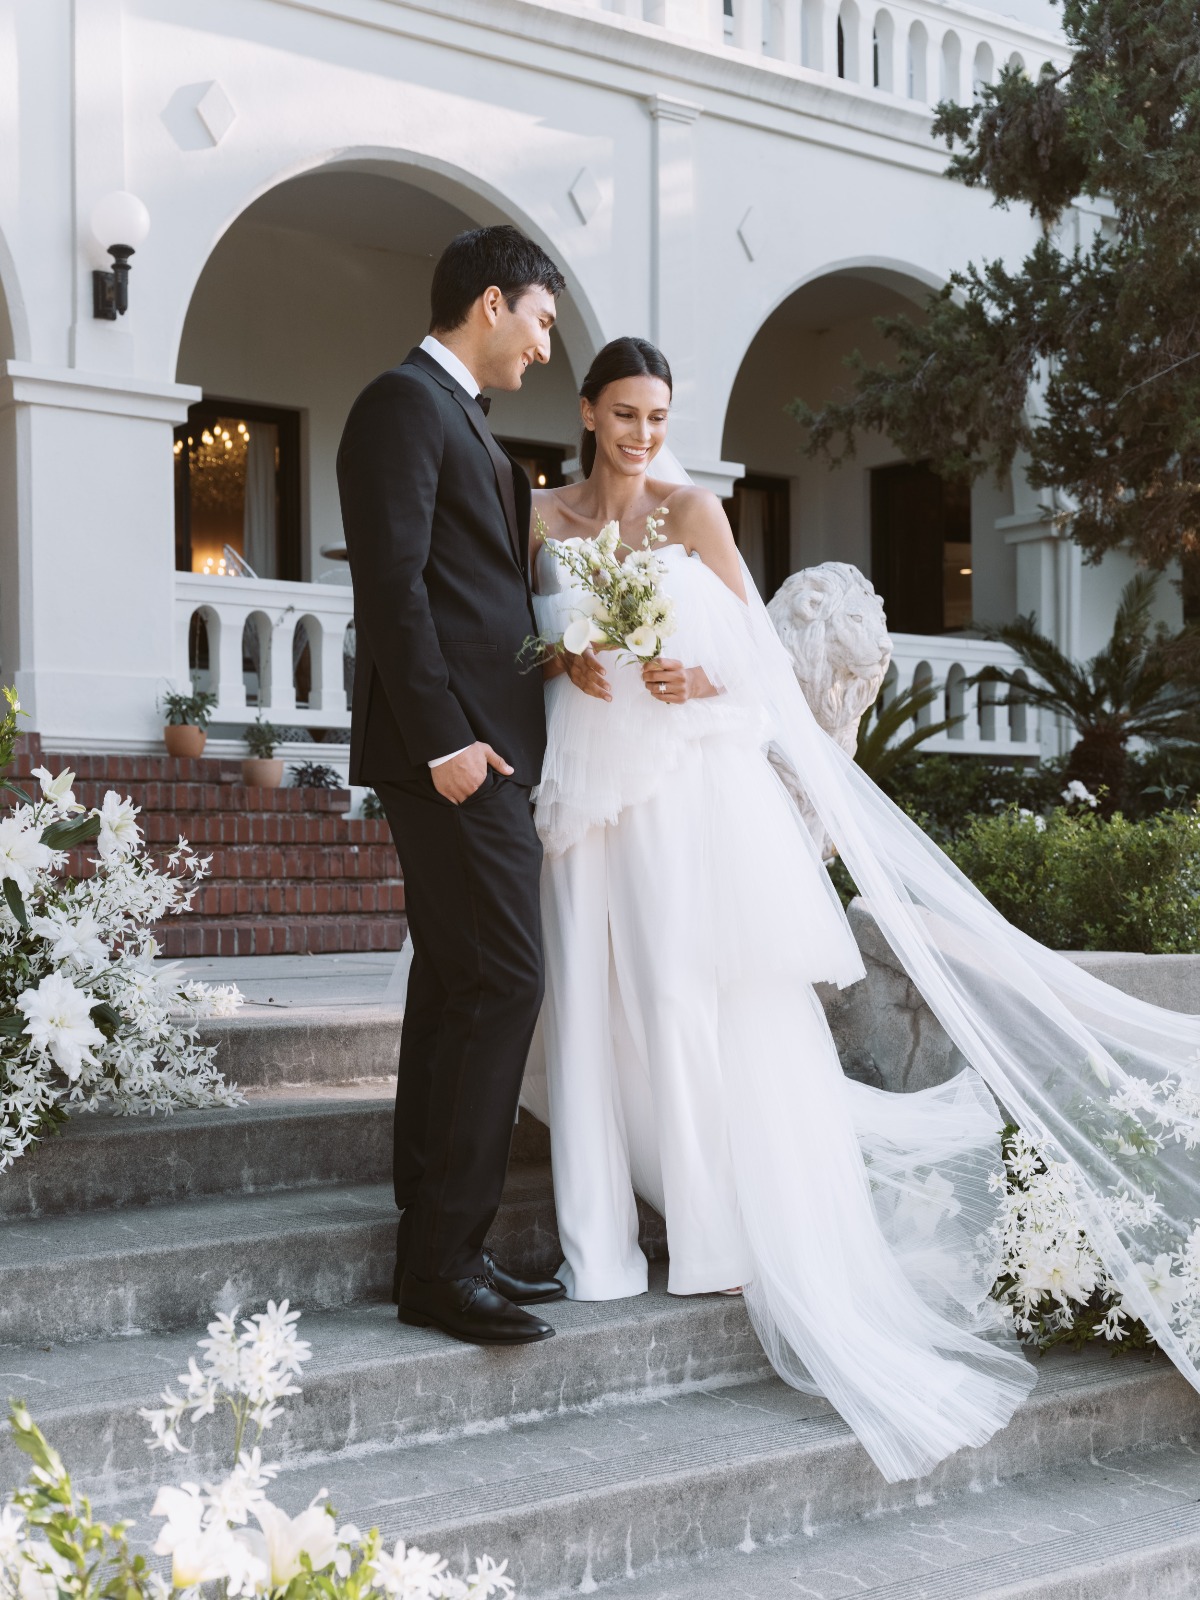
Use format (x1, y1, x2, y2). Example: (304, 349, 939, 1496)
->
(337, 225, 567, 1346)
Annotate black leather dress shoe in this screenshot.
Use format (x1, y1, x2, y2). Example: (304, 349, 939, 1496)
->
(397, 1272, 555, 1345)
(482, 1248, 566, 1305)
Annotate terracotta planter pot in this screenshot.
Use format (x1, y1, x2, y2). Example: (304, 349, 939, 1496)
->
(242, 757, 284, 788)
(163, 724, 207, 759)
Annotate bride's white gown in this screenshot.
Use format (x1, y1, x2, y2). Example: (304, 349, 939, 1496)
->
(521, 541, 1038, 1483)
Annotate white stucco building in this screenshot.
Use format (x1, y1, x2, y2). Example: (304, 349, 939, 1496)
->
(0, 0, 1167, 766)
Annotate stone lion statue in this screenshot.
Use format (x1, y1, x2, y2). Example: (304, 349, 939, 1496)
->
(766, 563, 892, 853)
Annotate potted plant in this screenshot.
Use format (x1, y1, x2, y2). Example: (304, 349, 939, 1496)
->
(242, 716, 283, 787)
(159, 688, 217, 759)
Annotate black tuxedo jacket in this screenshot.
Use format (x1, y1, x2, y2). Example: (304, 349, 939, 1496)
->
(337, 347, 546, 788)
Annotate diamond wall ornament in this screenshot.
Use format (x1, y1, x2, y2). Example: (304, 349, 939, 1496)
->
(737, 207, 759, 261)
(196, 82, 237, 147)
(568, 168, 601, 226)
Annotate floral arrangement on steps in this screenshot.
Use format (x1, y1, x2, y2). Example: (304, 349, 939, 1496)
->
(0, 1303, 514, 1600)
(0, 689, 243, 1171)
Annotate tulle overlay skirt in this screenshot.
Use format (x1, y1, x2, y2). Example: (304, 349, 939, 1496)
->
(523, 547, 1036, 1482)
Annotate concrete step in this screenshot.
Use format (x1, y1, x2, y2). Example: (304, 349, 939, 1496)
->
(0, 1271, 768, 1499)
(601, 1442, 1200, 1599)
(1, 1097, 551, 1219)
(196, 1008, 404, 1086)
(99, 1344, 1200, 1599)
(0, 1167, 664, 1344)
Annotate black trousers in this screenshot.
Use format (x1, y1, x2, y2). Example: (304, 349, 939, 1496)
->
(377, 770, 544, 1283)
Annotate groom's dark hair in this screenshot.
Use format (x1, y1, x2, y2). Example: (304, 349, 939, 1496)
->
(429, 225, 566, 333)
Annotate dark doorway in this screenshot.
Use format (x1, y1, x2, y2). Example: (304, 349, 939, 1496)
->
(870, 461, 972, 633)
(175, 398, 302, 581)
(498, 439, 567, 492)
(724, 474, 791, 600)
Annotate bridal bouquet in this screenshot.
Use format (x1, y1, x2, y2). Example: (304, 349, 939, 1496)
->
(531, 507, 678, 663)
(1, 1304, 513, 1600)
(0, 688, 243, 1172)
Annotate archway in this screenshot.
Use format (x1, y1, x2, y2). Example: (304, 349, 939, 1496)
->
(720, 265, 1016, 619)
(175, 164, 592, 590)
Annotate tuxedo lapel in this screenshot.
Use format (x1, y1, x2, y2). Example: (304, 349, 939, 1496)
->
(402, 348, 523, 571)
(451, 389, 523, 570)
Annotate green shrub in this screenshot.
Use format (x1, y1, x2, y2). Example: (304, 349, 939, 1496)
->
(945, 806, 1200, 952)
(883, 754, 1065, 844)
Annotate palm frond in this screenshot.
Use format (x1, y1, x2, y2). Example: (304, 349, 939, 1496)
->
(856, 681, 963, 784)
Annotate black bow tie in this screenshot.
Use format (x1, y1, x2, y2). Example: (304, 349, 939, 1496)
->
(476, 394, 491, 416)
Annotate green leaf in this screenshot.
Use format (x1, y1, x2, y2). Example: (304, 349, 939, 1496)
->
(0, 778, 32, 805)
(41, 813, 102, 850)
(89, 1002, 121, 1040)
(0, 1011, 27, 1037)
(3, 877, 28, 928)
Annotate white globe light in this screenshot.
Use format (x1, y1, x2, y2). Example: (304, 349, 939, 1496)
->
(89, 191, 151, 251)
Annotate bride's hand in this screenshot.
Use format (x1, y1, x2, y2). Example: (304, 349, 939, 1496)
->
(642, 658, 691, 704)
(563, 646, 612, 702)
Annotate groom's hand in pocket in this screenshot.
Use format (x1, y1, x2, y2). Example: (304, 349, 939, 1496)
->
(431, 742, 513, 804)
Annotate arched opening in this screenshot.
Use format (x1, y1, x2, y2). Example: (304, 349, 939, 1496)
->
(187, 606, 220, 695)
(945, 661, 967, 739)
(913, 660, 934, 727)
(837, 0, 860, 80)
(1007, 50, 1026, 75)
(873, 10, 895, 89)
(907, 20, 929, 100)
(243, 611, 273, 707)
(940, 30, 961, 101)
(722, 263, 1017, 618)
(175, 164, 589, 587)
(1008, 668, 1029, 743)
(973, 41, 994, 91)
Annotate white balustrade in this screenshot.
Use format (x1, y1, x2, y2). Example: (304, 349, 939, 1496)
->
(540, 0, 1067, 106)
(885, 633, 1041, 756)
(176, 574, 354, 731)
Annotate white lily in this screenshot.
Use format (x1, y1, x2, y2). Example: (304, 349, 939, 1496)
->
(0, 815, 53, 897)
(563, 615, 606, 655)
(30, 767, 83, 814)
(625, 625, 660, 658)
(96, 791, 141, 858)
(237, 1495, 346, 1587)
(17, 971, 106, 1081)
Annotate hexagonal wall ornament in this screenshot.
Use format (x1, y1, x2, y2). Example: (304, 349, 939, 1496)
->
(569, 167, 602, 226)
(737, 206, 759, 261)
(196, 82, 237, 146)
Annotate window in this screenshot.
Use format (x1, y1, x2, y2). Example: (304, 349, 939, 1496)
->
(870, 461, 972, 634)
(174, 399, 301, 580)
(724, 475, 791, 600)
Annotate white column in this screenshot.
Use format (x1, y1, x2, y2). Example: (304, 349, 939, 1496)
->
(0, 365, 201, 750)
(648, 0, 723, 37)
(733, 0, 765, 53)
(820, 0, 840, 76)
(855, 7, 875, 84)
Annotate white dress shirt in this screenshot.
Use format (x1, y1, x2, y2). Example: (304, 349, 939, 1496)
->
(419, 336, 483, 770)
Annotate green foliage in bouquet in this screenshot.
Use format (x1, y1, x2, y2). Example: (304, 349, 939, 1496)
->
(945, 804, 1200, 952)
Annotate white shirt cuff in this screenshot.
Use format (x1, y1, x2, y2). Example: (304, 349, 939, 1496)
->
(428, 745, 471, 769)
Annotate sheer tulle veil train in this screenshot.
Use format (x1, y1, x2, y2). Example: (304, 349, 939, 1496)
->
(389, 442, 1200, 1477)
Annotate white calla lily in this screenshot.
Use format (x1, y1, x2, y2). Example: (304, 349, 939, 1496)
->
(625, 625, 660, 658)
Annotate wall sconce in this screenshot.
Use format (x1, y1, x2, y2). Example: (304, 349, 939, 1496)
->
(90, 192, 151, 320)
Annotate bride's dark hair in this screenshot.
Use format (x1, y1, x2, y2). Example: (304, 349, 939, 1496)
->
(579, 337, 673, 478)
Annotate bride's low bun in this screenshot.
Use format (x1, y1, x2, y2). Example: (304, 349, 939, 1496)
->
(579, 337, 673, 477)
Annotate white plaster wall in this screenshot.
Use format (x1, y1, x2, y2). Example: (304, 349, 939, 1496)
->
(177, 221, 582, 576)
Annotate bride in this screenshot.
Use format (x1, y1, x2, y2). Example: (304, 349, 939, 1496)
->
(520, 335, 1200, 1484)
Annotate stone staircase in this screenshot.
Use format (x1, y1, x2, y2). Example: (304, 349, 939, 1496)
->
(5, 738, 403, 956)
(3, 1008, 1200, 1598)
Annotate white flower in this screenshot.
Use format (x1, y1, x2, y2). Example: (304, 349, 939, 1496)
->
(371, 1540, 452, 1599)
(596, 520, 621, 557)
(0, 816, 53, 896)
(151, 1485, 267, 1595)
(30, 908, 108, 972)
(96, 791, 141, 858)
(625, 625, 660, 658)
(562, 615, 606, 655)
(463, 1554, 516, 1598)
(1135, 1253, 1181, 1317)
(17, 972, 106, 1081)
(239, 1496, 343, 1587)
(30, 767, 83, 814)
(1062, 779, 1099, 808)
(0, 1503, 26, 1568)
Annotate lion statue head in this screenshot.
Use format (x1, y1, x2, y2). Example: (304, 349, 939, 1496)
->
(767, 562, 892, 758)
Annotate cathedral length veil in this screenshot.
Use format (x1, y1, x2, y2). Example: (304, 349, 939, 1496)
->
(647, 445, 1200, 1416)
